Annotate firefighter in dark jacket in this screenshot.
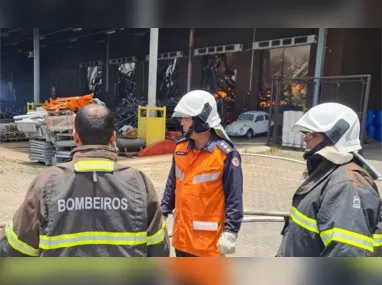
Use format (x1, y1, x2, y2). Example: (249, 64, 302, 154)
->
(0, 104, 170, 257)
(161, 90, 244, 257)
(276, 102, 382, 257)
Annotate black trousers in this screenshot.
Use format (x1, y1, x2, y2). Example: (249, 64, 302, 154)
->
(175, 249, 198, 257)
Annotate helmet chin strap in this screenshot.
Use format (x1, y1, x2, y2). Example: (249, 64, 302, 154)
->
(303, 137, 331, 160)
(184, 127, 194, 139)
(183, 103, 212, 139)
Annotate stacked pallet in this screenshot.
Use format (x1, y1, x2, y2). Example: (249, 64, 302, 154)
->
(0, 123, 27, 141)
(52, 132, 76, 165)
(29, 139, 55, 166)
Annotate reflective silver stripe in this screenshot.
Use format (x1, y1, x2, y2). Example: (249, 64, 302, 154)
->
(193, 172, 220, 184)
(175, 166, 184, 181)
(320, 228, 374, 252)
(192, 221, 218, 231)
(5, 222, 39, 256)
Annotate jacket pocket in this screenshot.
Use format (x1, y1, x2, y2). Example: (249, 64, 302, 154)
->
(190, 214, 222, 253)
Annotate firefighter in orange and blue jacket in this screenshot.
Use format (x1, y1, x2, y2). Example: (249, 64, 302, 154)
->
(161, 90, 244, 257)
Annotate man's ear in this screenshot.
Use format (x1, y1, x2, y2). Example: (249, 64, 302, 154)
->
(109, 131, 117, 145)
(73, 128, 81, 146)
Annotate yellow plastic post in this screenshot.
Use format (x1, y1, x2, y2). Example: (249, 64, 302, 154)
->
(137, 105, 166, 146)
(26, 102, 43, 112)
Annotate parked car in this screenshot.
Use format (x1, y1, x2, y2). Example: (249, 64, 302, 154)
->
(225, 111, 271, 138)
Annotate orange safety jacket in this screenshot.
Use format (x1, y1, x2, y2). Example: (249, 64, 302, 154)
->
(161, 135, 244, 256)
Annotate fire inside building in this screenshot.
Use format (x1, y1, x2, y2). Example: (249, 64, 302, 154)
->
(0, 28, 381, 155)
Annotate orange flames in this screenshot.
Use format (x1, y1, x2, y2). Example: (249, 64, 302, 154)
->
(259, 81, 306, 108)
(213, 88, 235, 102)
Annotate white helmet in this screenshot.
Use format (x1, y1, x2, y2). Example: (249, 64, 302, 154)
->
(292, 102, 361, 153)
(173, 90, 232, 144)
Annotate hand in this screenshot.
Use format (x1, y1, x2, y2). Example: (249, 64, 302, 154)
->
(163, 215, 168, 223)
(217, 231, 237, 255)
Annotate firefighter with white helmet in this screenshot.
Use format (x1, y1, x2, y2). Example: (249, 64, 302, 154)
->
(161, 90, 244, 257)
(276, 102, 382, 257)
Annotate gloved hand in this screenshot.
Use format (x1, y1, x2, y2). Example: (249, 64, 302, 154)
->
(163, 215, 168, 223)
(217, 231, 237, 255)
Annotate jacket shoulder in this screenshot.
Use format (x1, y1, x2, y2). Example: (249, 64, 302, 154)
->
(175, 138, 189, 152)
(176, 137, 188, 145)
(330, 162, 378, 193)
(216, 139, 236, 155)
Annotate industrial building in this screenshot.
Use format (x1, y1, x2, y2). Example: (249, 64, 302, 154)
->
(0, 28, 381, 162)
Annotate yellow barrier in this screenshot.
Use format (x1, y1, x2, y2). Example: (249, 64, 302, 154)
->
(137, 105, 166, 146)
(27, 102, 43, 113)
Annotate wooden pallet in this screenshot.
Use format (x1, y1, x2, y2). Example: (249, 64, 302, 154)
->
(0, 137, 28, 142)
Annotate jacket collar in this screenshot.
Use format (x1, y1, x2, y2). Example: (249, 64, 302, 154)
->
(297, 157, 337, 195)
(302, 146, 354, 178)
(316, 146, 354, 165)
(188, 133, 218, 153)
(71, 145, 118, 163)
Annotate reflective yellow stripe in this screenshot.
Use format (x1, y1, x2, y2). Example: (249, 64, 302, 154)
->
(290, 206, 319, 234)
(320, 228, 374, 252)
(5, 221, 39, 256)
(147, 222, 166, 246)
(74, 160, 114, 172)
(193, 172, 220, 184)
(39, 231, 147, 250)
(373, 233, 382, 247)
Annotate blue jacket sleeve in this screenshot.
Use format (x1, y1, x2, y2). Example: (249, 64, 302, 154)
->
(160, 155, 176, 215)
(222, 150, 244, 233)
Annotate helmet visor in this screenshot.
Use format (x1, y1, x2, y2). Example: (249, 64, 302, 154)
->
(291, 124, 315, 136)
(172, 111, 192, 118)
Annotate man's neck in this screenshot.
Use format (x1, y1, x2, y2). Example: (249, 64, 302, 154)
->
(193, 131, 212, 150)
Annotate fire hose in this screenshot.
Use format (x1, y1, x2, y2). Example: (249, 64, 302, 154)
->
(242, 153, 382, 181)
(0, 210, 288, 231)
(166, 210, 288, 238)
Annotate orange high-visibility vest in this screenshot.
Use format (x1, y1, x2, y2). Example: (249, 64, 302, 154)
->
(172, 140, 227, 256)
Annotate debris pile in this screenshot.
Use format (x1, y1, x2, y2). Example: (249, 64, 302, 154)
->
(13, 94, 102, 165)
(42, 93, 95, 112)
(0, 123, 27, 141)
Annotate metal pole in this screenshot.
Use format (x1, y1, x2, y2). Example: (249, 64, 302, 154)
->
(312, 28, 327, 106)
(0, 29, 2, 101)
(148, 28, 159, 107)
(360, 75, 372, 150)
(186, 28, 195, 92)
(267, 77, 275, 145)
(33, 28, 40, 103)
(272, 77, 281, 145)
(105, 36, 110, 92)
(248, 28, 256, 92)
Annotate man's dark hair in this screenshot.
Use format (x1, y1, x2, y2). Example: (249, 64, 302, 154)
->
(74, 104, 115, 145)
